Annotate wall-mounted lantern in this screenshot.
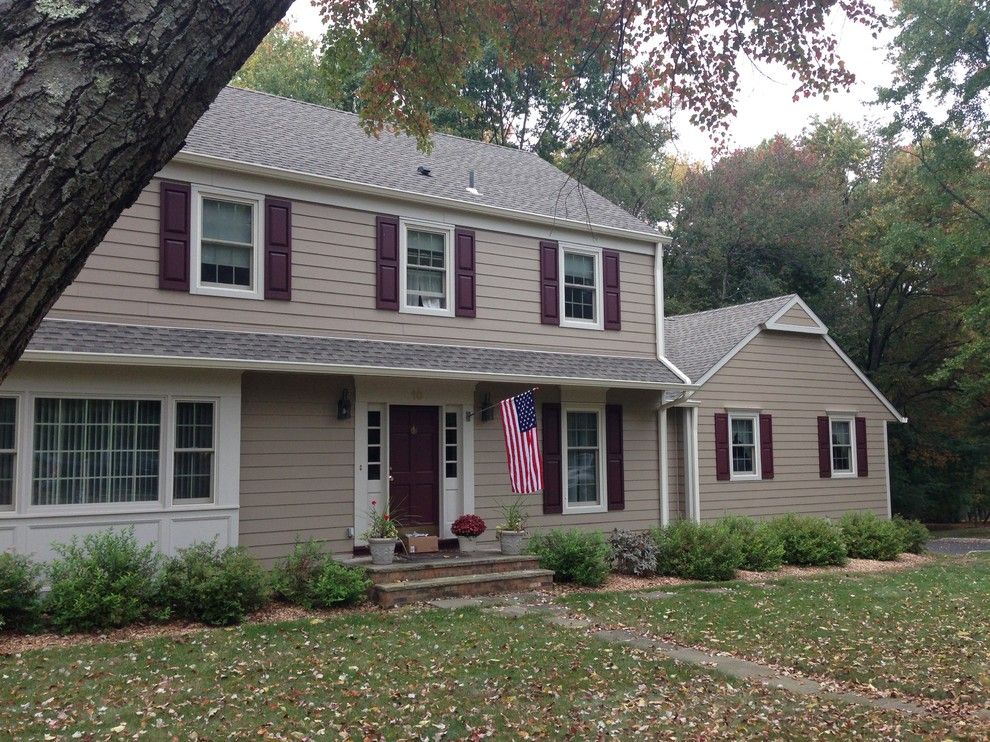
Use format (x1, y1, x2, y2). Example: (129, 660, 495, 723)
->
(337, 388, 352, 420)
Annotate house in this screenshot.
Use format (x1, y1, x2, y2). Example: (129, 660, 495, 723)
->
(0, 87, 904, 564)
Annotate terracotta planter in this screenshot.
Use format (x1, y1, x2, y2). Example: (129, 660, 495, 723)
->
(457, 535, 479, 553)
(369, 537, 397, 565)
(499, 530, 525, 556)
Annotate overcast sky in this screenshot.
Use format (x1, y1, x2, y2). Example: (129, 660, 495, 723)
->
(285, 0, 897, 162)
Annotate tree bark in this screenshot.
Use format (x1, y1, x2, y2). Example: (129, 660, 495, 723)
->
(0, 0, 293, 381)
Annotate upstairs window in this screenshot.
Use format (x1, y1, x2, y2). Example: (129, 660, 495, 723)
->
(400, 221, 454, 316)
(192, 187, 263, 299)
(560, 247, 603, 329)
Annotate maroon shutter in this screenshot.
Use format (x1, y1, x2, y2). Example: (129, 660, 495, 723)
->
(855, 416, 869, 477)
(541, 403, 562, 514)
(714, 412, 730, 481)
(605, 404, 625, 510)
(603, 249, 621, 330)
(759, 413, 774, 480)
(817, 416, 832, 478)
(264, 197, 292, 300)
(454, 227, 476, 317)
(376, 215, 400, 310)
(159, 181, 190, 291)
(539, 240, 559, 325)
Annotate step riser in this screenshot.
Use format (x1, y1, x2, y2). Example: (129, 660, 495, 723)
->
(375, 574, 553, 608)
(366, 557, 541, 585)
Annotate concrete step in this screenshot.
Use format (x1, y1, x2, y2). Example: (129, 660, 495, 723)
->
(372, 568, 554, 608)
(354, 552, 543, 585)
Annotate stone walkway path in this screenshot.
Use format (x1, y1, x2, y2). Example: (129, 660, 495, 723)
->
(428, 592, 990, 722)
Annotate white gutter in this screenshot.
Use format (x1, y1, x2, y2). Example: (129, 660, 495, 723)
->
(173, 151, 667, 246)
(22, 349, 698, 392)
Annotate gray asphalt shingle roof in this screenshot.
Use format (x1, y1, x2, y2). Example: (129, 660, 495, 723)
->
(664, 295, 796, 381)
(181, 86, 658, 237)
(27, 320, 684, 387)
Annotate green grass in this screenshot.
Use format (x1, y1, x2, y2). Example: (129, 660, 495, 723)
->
(0, 606, 970, 739)
(562, 562, 990, 708)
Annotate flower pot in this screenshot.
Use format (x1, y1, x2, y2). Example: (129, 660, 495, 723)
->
(457, 535, 479, 553)
(369, 537, 397, 565)
(499, 530, 525, 556)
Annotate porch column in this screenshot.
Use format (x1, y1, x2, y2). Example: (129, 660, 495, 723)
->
(683, 405, 701, 523)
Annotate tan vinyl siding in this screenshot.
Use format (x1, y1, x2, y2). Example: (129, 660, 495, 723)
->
(50, 179, 658, 357)
(473, 385, 663, 539)
(666, 407, 686, 521)
(778, 305, 820, 327)
(239, 372, 354, 564)
(692, 330, 895, 521)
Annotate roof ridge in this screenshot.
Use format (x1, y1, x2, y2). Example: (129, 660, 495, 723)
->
(666, 294, 796, 322)
(224, 85, 544, 158)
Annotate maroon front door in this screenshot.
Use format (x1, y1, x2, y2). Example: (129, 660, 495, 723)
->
(389, 405, 440, 532)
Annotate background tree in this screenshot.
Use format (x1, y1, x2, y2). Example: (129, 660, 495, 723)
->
(232, 21, 334, 107)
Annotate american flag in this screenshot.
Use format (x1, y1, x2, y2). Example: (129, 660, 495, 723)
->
(499, 390, 543, 494)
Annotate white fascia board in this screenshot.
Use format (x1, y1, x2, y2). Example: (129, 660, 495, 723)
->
(821, 334, 907, 423)
(21, 349, 697, 392)
(763, 295, 828, 334)
(170, 151, 663, 247)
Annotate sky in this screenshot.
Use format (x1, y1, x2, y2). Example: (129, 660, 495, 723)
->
(284, 0, 898, 162)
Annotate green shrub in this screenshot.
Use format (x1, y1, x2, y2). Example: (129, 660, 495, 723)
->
(528, 529, 610, 586)
(765, 515, 847, 567)
(608, 529, 658, 576)
(718, 516, 785, 572)
(159, 542, 269, 626)
(892, 516, 928, 554)
(45, 529, 161, 633)
(653, 521, 743, 581)
(312, 561, 371, 607)
(839, 512, 904, 561)
(0, 552, 43, 632)
(272, 539, 328, 608)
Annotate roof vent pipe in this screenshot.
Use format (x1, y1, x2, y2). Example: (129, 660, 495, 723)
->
(466, 169, 480, 195)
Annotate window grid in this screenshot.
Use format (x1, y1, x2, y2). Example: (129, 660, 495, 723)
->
(367, 409, 382, 482)
(563, 251, 597, 321)
(0, 398, 16, 508)
(405, 229, 448, 310)
(173, 401, 215, 501)
(444, 411, 458, 479)
(566, 410, 600, 506)
(32, 398, 161, 506)
(831, 419, 854, 474)
(200, 197, 255, 288)
(730, 416, 757, 476)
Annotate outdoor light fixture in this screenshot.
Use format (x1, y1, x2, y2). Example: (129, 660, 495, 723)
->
(337, 388, 352, 420)
(481, 392, 495, 422)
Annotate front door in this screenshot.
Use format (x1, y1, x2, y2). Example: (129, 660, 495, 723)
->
(389, 405, 440, 534)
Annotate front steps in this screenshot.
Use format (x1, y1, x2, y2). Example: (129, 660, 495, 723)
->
(347, 551, 554, 608)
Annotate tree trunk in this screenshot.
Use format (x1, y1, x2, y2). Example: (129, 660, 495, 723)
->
(0, 0, 293, 381)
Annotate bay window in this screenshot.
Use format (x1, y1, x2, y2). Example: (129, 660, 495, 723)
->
(173, 401, 216, 502)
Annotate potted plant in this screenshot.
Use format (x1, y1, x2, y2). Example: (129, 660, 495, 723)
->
(496, 496, 528, 556)
(362, 500, 399, 565)
(451, 514, 486, 553)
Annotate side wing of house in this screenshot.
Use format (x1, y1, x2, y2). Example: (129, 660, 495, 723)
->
(690, 321, 901, 520)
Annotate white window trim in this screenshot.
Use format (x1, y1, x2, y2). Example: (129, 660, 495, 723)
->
(559, 244, 604, 330)
(399, 218, 455, 317)
(0, 395, 21, 512)
(170, 398, 218, 506)
(190, 184, 265, 301)
(728, 411, 761, 482)
(829, 415, 857, 478)
(562, 404, 608, 514)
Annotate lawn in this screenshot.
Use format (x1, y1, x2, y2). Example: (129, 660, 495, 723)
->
(562, 561, 990, 710)
(0, 603, 973, 740)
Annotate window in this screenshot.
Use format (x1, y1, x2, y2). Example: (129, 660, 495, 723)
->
(0, 398, 16, 509)
(559, 247, 603, 328)
(367, 409, 382, 482)
(192, 187, 263, 299)
(564, 409, 605, 511)
(32, 398, 161, 506)
(173, 401, 215, 501)
(830, 418, 855, 476)
(729, 413, 760, 480)
(400, 221, 454, 315)
(444, 411, 458, 479)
